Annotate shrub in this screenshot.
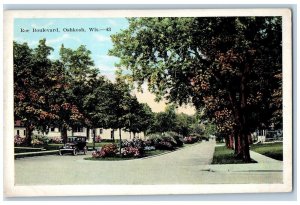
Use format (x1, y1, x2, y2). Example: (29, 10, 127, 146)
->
(49, 137, 63, 144)
(147, 133, 176, 150)
(121, 138, 145, 157)
(190, 133, 202, 141)
(164, 132, 184, 147)
(31, 138, 44, 146)
(121, 146, 141, 157)
(183, 135, 200, 144)
(144, 146, 156, 151)
(155, 141, 174, 150)
(31, 134, 49, 145)
(95, 135, 102, 143)
(14, 135, 25, 146)
(92, 143, 117, 158)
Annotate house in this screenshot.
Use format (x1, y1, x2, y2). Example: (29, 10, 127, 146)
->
(14, 121, 144, 142)
(14, 120, 26, 138)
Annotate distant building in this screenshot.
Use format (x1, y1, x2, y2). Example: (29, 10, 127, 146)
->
(14, 120, 26, 138)
(14, 121, 144, 142)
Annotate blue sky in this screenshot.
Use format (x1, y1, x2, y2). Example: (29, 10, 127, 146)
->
(14, 18, 129, 80)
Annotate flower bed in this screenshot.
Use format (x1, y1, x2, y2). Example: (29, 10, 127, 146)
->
(92, 143, 117, 158)
(14, 135, 25, 146)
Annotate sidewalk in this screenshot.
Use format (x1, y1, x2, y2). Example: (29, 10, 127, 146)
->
(207, 149, 283, 173)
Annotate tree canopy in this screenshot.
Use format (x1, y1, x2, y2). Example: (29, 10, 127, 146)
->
(14, 39, 156, 145)
(109, 17, 282, 161)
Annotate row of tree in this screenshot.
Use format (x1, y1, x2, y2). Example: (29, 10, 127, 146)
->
(14, 39, 207, 148)
(14, 39, 153, 145)
(147, 104, 213, 137)
(109, 17, 283, 162)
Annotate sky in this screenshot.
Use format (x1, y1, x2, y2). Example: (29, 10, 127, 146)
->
(14, 18, 128, 80)
(14, 18, 195, 114)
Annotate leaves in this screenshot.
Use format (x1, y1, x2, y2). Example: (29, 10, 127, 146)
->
(109, 16, 282, 159)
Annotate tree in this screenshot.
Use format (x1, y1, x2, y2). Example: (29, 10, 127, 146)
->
(59, 45, 98, 142)
(14, 40, 61, 145)
(174, 113, 197, 137)
(148, 105, 177, 134)
(14, 40, 87, 145)
(109, 17, 282, 162)
(125, 100, 154, 138)
(106, 78, 134, 154)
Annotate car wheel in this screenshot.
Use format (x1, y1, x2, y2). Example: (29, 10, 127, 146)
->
(73, 149, 77, 156)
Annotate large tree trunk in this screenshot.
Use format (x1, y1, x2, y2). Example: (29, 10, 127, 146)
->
(229, 133, 234, 149)
(224, 135, 230, 148)
(239, 65, 251, 162)
(61, 125, 68, 144)
(111, 129, 115, 141)
(119, 128, 122, 156)
(92, 129, 96, 150)
(234, 130, 243, 157)
(86, 127, 90, 142)
(24, 125, 34, 146)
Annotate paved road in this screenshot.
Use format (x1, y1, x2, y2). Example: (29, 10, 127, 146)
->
(15, 141, 282, 185)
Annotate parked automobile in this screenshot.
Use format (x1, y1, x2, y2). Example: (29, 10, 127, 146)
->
(59, 136, 87, 155)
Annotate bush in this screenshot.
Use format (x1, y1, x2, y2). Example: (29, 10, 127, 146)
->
(144, 146, 156, 151)
(147, 133, 176, 150)
(155, 141, 174, 150)
(92, 143, 117, 158)
(95, 135, 102, 143)
(14, 135, 25, 146)
(183, 134, 199, 144)
(164, 132, 184, 147)
(31, 134, 49, 145)
(190, 133, 202, 141)
(49, 137, 63, 144)
(121, 147, 141, 157)
(121, 138, 145, 157)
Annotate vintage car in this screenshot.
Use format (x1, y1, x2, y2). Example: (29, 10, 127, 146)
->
(59, 136, 88, 155)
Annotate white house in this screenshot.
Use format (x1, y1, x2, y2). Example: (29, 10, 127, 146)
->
(14, 120, 26, 138)
(14, 121, 144, 142)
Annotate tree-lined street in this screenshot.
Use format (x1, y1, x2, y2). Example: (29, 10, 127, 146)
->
(13, 16, 284, 186)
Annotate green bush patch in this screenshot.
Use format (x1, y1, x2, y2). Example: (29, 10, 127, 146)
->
(212, 146, 256, 164)
(250, 142, 283, 161)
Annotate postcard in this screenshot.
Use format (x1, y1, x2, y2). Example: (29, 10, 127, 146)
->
(3, 9, 292, 197)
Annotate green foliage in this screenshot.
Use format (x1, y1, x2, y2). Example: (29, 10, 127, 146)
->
(146, 131, 183, 149)
(14, 39, 154, 146)
(31, 134, 50, 145)
(109, 17, 282, 161)
(92, 143, 118, 158)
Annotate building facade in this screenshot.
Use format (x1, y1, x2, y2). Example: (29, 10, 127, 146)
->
(14, 123, 145, 142)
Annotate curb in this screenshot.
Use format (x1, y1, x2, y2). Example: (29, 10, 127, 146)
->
(15, 150, 59, 159)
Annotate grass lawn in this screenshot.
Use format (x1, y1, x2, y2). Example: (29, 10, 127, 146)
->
(250, 142, 283, 161)
(212, 146, 256, 164)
